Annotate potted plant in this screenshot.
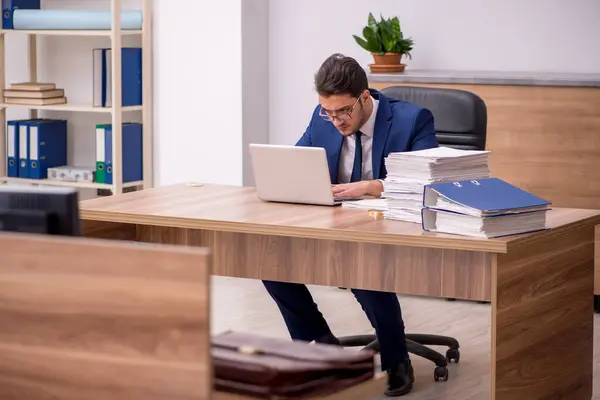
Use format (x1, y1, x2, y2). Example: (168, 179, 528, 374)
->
(353, 13, 414, 73)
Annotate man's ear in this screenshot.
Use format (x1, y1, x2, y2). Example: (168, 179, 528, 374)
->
(362, 90, 370, 102)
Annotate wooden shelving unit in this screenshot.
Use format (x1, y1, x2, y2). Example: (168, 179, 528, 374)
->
(0, 0, 153, 195)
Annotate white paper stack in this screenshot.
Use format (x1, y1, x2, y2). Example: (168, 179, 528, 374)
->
(341, 198, 387, 211)
(382, 146, 491, 223)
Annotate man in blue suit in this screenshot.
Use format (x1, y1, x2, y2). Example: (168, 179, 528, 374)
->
(263, 53, 438, 397)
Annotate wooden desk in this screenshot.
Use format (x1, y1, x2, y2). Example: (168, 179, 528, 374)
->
(80, 183, 599, 400)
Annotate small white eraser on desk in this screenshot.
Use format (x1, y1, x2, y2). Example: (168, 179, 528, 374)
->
(186, 182, 204, 187)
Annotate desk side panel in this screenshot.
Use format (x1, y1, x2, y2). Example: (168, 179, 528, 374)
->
(131, 224, 492, 301)
(492, 225, 594, 400)
(82, 219, 138, 241)
(0, 233, 212, 400)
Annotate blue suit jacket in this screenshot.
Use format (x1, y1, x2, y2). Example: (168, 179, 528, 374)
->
(296, 89, 439, 183)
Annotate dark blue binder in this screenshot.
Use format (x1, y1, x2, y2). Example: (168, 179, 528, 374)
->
(18, 119, 29, 178)
(27, 119, 67, 179)
(93, 47, 142, 107)
(2, 0, 40, 29)
(6, 119, 27, 177)
(104, 122, 143, 185)
(423, 177, 551, 217)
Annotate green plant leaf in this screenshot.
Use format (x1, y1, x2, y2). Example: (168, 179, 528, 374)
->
(379, 24, 395, 52)
(362, 26, 382, 52)
(353, 35, 376, 52)
(368, 12, 377, 29)
(391, 17, 401, 42)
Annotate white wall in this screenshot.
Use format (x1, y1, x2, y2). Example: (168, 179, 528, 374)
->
(155, 0, 245, 187)
(242, 0, 269, 186)
(268, 0, 600, 146)
(5, 0, 269, 191)
(155, 0, 268, 186)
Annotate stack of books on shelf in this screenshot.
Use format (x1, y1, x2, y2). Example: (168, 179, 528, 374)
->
(421, 177, 551, 238)
(381, 147, 491, 223)
(4, 82, 66, 106)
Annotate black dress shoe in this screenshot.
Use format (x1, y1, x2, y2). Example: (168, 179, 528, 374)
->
(385, 359, 414, 397)
(314, 332, 341, 346)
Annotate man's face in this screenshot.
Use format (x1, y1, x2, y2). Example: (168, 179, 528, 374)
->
(318, 91, 367, 136)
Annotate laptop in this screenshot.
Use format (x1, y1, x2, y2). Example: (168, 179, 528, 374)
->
(249, 143, 362, 206)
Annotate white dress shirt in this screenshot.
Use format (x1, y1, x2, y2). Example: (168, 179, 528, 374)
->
(337, 96, 379, 184)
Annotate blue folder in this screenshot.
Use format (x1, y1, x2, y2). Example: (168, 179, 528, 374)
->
(104, 122, 143, 185)
(26, 119, 67, 179)
(2, 0, 40, 29)
(18, 119, 29, 178)
(6, 119, 26, 177)
(92, 47, 142, 107)
(423, 177, 551, 217)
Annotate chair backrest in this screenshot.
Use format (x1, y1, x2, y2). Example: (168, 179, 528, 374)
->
(0, 232, 212, 400)
(379, 85, 488, 150)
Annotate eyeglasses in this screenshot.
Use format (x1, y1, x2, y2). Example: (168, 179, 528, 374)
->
(319, 97, 361, 122)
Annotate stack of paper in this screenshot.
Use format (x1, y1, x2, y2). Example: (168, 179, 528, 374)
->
(421, 177, 551, 238)
(382, 147, 491, 223)
(341, 198, 387, 211)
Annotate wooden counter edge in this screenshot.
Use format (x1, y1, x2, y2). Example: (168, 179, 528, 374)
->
(79, 211, 509, 254)
(212, 373, 387, 400)
(505, 213, 600, 252)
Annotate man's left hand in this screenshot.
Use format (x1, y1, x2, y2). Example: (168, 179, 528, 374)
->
(332, 180, 383, 198)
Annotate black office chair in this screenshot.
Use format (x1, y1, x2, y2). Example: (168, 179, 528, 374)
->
(338, 85, 488, 382)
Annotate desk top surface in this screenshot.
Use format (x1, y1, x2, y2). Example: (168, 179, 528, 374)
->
(80, 184, 600, 253)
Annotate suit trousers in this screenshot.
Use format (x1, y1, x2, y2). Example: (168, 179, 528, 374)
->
(262, 280, 409, 371)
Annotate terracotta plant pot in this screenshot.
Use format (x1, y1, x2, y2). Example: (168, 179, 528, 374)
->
(369, 52, 406, 73)
(372, 52, 402, 65)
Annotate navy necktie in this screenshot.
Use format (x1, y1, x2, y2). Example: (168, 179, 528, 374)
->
(350, 131, 363, 183)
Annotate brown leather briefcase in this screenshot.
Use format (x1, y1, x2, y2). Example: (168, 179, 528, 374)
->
(212, 331, 376, 399)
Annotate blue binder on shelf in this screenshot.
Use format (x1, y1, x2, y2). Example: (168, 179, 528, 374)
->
(6, 119, 28, 177)
(423, 177, 551, 217)
(104, 122, 143, 185)
(92, 47, 142, 107)
(2, 0, 40, 29)
(12, 118, 51, 178)
(18, 119, 30, 178)
(26, 119, 67, 180)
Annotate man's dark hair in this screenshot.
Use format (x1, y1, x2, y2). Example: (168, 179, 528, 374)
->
(314, 53, 368, 98)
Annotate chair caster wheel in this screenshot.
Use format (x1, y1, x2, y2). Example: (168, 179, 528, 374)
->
(446, 348, 460, 363)
(434, 366, 449, 382)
